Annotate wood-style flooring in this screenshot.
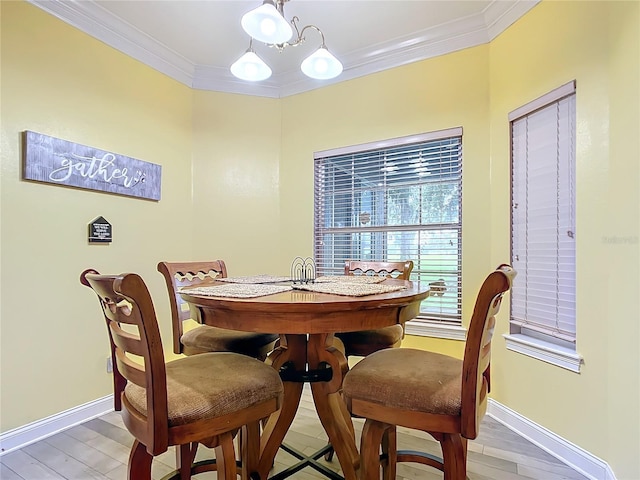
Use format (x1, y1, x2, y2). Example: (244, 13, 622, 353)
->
(1, 385, 589, 480)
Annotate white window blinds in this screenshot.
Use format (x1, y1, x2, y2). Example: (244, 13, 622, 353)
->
(510, 82, 576, 344)
(314, 128, 463, 324)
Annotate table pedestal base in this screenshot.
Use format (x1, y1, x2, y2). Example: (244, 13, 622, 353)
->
(259, 334, 358, 480)
(270, 442, 342, 480)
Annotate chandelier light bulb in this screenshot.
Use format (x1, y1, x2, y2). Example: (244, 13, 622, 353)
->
(314, 59, 328, 74)
(234, 1, 344, 82)
(300, 47, 343, 80)
(241, 1, 293, 44)
(230, 50, 272, 81)
(261, 18, 277, 37)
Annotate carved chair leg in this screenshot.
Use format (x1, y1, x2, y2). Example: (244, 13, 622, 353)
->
(242, 421, 260, 480)
(215, 431, 239, 480)
(440, 433, 466, 480)
(128, 439, 153, 480)
(176, 442, 198, 480)
(462, 437, 468, 465)
(381, 426, 397, 480)
(360, 419, 388, 480)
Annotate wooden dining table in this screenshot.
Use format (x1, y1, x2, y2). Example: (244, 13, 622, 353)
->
(180, 278, 431, 480)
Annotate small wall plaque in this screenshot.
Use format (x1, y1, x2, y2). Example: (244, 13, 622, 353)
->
(89, 216, 112, 243)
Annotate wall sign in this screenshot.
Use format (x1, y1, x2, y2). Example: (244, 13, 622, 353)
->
(89, 216, 112, 243)
(23, 131, 162, 201)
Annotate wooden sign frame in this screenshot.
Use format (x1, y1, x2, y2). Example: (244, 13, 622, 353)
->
(23, 131, 162, 201)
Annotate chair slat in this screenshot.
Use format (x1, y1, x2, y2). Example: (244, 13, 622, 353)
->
(114, 348, 146, 387)
(345, 260, 413, 279)
(109, 321, 145, 357)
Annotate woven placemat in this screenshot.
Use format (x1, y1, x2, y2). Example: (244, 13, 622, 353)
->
(217, 275, 292, 284)
(314, 275, 387, 284)
(180, 284, 292, 298)
(291, 282, 406, 297)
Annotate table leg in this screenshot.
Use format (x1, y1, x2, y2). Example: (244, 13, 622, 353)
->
(308, 334, 359, 480)
(259, 334, 306, 480)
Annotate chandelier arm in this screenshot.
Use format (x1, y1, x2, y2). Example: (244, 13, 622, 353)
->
(267, 0, 327, 49)
(273, 22, 325, 50)
(275, 0, 289, 15)
(289, 16, 303, 45)
(297, 24, 326, 47)
(233, 0, 341, 81)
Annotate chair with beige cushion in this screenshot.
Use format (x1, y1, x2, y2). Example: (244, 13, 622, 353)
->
(335, 260, 414, 358)
(342, 264, 515, 480)
(81, 269, 283, 480)
(157, 261, 278, 359)
(323, 260, 414, 462)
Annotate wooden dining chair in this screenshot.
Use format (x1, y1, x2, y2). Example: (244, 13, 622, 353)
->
(157, 261, 278, 359)
(335, 260, 414, 358)
(342, 264, 515, 480)
(320, 260, 414, 462)
(81, 269, 283, 480)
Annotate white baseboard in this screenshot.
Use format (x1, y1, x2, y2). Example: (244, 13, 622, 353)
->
(0, 396, 112, 456)
(0, 394, 618, 480)
(488, 399, 616, 480)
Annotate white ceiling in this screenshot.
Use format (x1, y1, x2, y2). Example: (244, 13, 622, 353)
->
(29, 0, 538, 98)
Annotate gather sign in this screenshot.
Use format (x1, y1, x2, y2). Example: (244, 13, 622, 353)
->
(22, 131, 162, 201)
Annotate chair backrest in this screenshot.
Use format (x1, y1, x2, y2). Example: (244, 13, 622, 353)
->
(344, 260, 414, 280)
(80, 269, 169, 454)
(157, 261, 228, 354)
(460, 264, 515, 439)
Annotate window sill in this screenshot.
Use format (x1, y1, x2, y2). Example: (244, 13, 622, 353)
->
(405, 321, 466, 341)
(503, 334, 583, 373)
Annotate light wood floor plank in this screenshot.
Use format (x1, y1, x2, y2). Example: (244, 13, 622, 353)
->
(0, 462, 24, 480)
(0, 449, 64, 480)
(67, 424, 131, 465)
(517, 462, 590, 480)
(43, 431, 123, 474)
(22, 440, 110, 479)
(0, 385, 590, 480)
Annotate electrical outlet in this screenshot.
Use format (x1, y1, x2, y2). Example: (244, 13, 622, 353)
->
(106, 356, 113, 373)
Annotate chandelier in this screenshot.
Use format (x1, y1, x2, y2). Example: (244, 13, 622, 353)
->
(230, 0, 343, 82)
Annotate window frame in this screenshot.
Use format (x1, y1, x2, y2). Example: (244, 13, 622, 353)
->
(504, 81, 583, 372)
(313, 127, 465, 339)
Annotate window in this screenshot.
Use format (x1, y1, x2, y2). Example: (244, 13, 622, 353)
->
(507, 81, 582, 372)
(314, 128, 463, 331)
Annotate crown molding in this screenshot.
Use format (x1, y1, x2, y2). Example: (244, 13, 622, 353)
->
(28, 0, 539, 99)
(484, 0, 539, 40)
(28, 0, 196, 85)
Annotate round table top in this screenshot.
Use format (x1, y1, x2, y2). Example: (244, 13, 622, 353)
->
(180, 279, 431, 334)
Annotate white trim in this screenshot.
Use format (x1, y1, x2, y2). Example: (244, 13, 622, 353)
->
(503, 333, 583, 372)
(0, 394, 615, 480)
(484, 0, 540, 41)
(27, 0, 540, 99)
(314, 127, 463, 159)
(404, 320, 467, 341)
(508, 80, 576, 121)
(488, 399, 616, 480)
(0, 396, 112, 456)
(27, 0, 196, 87)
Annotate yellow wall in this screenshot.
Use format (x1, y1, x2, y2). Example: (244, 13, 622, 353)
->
(190, 91, 284, 275)
(1, 1, 638, 478)
(1, 1, 194, 427)
(488, 2, 639, 477)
